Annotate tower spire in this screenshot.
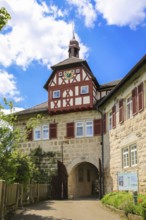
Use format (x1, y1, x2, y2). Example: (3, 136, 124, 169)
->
(68, 29, 80, 58)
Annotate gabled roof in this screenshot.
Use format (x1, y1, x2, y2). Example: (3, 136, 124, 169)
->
(44, 57, 100, 90)
(98, 54, 146, 107)
(51, 57, 84, 69)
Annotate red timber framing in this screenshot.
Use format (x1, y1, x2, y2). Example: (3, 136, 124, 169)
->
(47, 66, 97, 114)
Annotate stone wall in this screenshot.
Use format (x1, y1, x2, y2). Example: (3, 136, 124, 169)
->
(102, 64, 146, 194)
(18, 110, 102, 196)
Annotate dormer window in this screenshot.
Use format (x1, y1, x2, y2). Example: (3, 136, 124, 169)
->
(53, 90, 60, 99)
(81, 85, 89, 94)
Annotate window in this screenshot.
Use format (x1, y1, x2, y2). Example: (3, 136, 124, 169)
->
(34, 127, 41, 140)
(122, 144, 137, 168)
(42, 125, 49, 139)
(76, 122, 84, 137)
(67, 120, 100, 138)
(75, 120, 94, 138)
(53, 90, 60, 99)
(33, 123, 56, 141)
(122, 147, 129, 168)
(108, 112, 112, 130)
(76, 69, 80, 73)
(130, 145, 137, 166)
(85, 121, 93, 137)
(81, 85, 89, 94)
(126, 96, 132, 119)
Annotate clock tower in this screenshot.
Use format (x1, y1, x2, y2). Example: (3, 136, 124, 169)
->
(44, 35, 99, 114)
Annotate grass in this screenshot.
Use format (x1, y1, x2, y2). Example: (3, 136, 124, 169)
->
(101, 192, 146, 218)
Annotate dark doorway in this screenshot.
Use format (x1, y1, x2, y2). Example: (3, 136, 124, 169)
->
(51, 161, 68, 199)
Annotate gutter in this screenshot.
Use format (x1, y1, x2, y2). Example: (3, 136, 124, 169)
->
(97, 107, 105, 198)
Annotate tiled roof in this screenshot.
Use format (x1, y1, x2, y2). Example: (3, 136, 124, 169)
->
(51, 57, 85, 69)
(16, 101, 48, 115)
(100, 79, 121, 88)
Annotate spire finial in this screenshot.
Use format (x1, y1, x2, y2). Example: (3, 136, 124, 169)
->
(72, 22, 75, 39)
(68, 23, 80, 58)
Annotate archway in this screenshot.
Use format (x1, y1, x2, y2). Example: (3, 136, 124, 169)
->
(68, 162, 99, 198)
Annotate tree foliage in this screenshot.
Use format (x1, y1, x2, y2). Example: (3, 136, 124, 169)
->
(0, 99, 33, 183)
(0, 99, 56, 184)
(30, 146, 56, 184)
(0, 7, 11, 30)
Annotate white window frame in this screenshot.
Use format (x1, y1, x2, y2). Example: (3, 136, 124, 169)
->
(34, 125, 49, 141)
(126, 96, 132, 119)
(122, 144, 137, 168)
(42, 125, 49, 140)
(76, 122, 84, 137)
(122, 147, 129, 168)
(34, 126, 41, 140)
(81, 85, 89, 94)
(130, 145, 137, 166)
(108, 111, 112, 131)
(53, 90, 60, 99)
(85, 121, 93, 137)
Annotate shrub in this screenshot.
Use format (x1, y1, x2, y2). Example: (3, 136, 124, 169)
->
(101, 192, 146, 217)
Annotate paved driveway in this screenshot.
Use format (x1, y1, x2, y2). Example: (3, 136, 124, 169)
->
(12, 199, 123, 220)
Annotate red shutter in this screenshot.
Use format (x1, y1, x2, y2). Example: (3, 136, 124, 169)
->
(138, 82, 144, 112)
(27, 129, 33, 141)
(132, 87, 138, 115)
(112, 105, 116, 128)
(119, 99, 124, 123)
(94, 119, 101, 136)
(103, 113, 106, 134)
(50, 123, 57, 139)
(66, 122, 74, 138)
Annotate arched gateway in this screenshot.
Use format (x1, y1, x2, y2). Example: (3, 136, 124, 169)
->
(51, 160, 101, 199)
(68, 162, 99, 198)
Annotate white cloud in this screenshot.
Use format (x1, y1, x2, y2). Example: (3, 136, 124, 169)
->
(0, 0, 88, 69)
(0, 70, 22, 102)
(66, 0, 146, 29)
(95, 0, 146, 29)
(66, 0, 97, 27)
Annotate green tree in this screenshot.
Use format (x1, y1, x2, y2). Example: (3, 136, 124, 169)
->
(0, 99, 34, 183)
(0, 7, 11, 30)
(0, 99, 56, 184)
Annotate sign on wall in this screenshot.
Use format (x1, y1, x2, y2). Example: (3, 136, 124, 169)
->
(118, 172, 138, 191)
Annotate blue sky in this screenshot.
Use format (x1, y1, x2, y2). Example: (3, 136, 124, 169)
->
(0, 0, 146, 112)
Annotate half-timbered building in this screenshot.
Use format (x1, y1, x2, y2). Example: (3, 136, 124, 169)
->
(16, 35, 146, 198)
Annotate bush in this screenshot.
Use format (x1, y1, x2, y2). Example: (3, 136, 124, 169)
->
(101, 192, 146, 217)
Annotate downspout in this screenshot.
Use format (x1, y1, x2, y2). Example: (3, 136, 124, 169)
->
(97, 108, 105, 197)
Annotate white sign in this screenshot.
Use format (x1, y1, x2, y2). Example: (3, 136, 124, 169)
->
(118, 172, 138, 191)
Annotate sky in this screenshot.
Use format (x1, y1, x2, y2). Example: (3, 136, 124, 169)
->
(0, 0, 146, 112)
